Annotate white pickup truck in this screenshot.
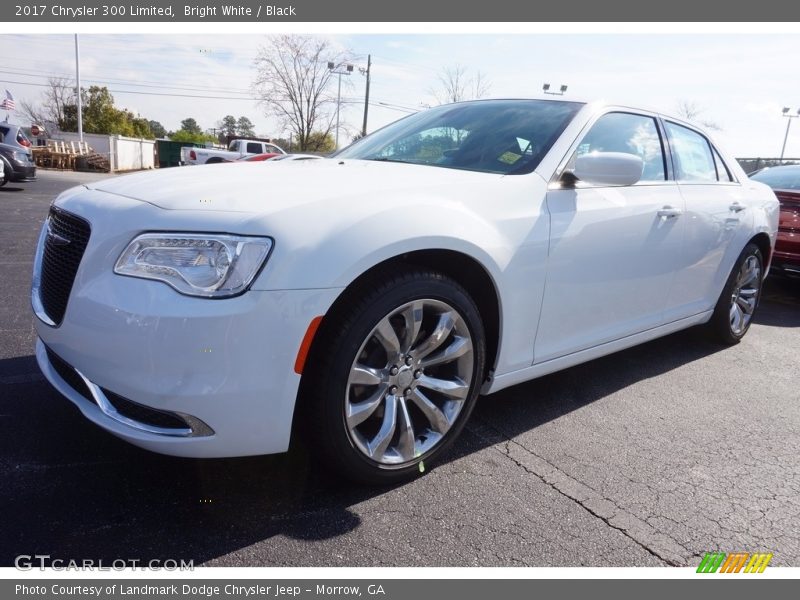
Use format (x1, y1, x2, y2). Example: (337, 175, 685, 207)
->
(181, 139, 286, 165)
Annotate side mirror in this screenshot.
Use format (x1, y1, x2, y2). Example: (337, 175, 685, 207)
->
(572, 152, 643, 186)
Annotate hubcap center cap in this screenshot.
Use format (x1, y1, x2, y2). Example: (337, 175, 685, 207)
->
(396, 367, 414, 389)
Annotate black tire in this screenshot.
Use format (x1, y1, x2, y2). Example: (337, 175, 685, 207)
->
(707, 242, 764, 345)
(0, 164, 10, 187)
(301, 269, 486, 485)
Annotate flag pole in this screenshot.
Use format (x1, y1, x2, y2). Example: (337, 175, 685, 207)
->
(75, 34, 83, 143)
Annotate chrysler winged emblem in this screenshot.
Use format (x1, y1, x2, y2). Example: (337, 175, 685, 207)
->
(46, 222, 71, 246)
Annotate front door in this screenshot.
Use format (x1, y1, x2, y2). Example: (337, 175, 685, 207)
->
(534, 111, 685, 363)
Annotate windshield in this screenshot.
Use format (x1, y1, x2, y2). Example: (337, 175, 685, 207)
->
(751, 166, 800, 190)
(336, 99, 583, 175)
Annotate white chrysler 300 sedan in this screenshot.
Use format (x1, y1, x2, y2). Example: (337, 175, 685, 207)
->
(32, 99, 779, 484)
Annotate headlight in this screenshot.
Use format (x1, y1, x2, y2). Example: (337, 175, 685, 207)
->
(114, 233, 273, 298)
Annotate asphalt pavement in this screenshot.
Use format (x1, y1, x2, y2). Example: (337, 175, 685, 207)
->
(1, 170, 798, 567)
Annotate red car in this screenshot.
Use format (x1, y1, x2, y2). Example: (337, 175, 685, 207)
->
(237, 153, 282, 162)
(751, 165, 800, 277)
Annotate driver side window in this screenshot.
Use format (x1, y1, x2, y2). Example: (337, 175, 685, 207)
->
(573, 112, 667, 182)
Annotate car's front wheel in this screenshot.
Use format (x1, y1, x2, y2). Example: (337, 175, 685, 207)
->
(303, 270, 486, 485)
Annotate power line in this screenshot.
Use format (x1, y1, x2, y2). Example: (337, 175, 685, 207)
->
(0, 67, 253, 95)
(0, 78, 259, 101)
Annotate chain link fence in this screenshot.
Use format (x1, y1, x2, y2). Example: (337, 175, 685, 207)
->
(736, 157, 800, 175)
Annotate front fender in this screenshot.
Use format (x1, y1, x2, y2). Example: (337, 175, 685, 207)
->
(251, 176, 551, 376)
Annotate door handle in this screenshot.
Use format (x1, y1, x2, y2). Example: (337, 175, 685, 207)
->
(657, 206, 682, 218)
(729, 202, 746, 213)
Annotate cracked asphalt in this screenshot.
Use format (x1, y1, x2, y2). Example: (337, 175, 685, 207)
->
(1, 170, 799, 567)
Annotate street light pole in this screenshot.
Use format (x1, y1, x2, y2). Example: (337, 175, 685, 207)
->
(328, 62, 353, 150)
(335, 71, 342, 148)
(780, 107, 799, 160)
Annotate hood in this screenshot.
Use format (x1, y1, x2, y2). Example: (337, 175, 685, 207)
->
(86, 159, 501, 213)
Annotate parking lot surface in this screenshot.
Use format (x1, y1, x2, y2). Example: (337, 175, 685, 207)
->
(1, 170, 799, 567)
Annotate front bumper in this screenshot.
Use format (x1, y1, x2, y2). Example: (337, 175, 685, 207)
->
(32, 190, 342, 458)
(35, 284, 340, 457)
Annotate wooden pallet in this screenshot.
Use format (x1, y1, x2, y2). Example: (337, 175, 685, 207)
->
(32, 140, 109, 172)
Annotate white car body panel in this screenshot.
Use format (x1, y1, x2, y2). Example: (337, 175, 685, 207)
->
(536, 183, 686, 362)
(32, 100, 780, 458)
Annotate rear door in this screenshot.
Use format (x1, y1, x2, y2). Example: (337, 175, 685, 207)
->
(534, 111, 686, 363)
(660, 121, 752, 321)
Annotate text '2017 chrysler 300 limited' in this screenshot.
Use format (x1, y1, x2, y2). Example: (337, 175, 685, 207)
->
(32, 99, 779, 484)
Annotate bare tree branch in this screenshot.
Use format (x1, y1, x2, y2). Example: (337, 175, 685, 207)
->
(430, 65, 492, 105)
(252, 35, 352, 151)
(675, 99, 721, 131)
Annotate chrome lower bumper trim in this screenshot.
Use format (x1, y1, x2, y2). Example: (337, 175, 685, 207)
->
(40, 341, 213, 438)
(74, 369, 196, 437)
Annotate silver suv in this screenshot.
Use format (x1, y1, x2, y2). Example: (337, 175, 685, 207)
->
(0, 122, 33, 152)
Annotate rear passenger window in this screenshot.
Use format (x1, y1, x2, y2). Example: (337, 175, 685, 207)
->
(665, 122, 717, 182)
(575, 112, 666, 181)
(712, 147, 734, 182)
(246, 142, 262, 153)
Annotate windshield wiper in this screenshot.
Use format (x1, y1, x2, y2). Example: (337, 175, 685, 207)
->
(366, 157, 412, 164)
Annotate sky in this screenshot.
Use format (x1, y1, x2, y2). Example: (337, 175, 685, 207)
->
(0, 33, 798, 157)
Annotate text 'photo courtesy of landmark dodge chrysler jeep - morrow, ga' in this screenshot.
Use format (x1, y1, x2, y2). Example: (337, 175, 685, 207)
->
(32, 99, 779, 484)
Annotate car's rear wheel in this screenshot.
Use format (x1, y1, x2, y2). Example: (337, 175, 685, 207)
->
(302, 270, 486, 485)
(707, 242, 763, 344)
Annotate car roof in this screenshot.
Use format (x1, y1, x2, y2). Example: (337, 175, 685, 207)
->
(758, 164, 800, 171)
(437, 98, 706, 132)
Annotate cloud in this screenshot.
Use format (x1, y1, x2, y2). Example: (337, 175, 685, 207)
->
(2, 33, 798, 155)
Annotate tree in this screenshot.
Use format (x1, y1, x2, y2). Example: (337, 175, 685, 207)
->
(252, 34, 351, 151)
(180, 118, 203, 135)
(675, 100, 721, 131)
(430, 65, 491, 105)
(236, 116, 255, 137)
(148, 120, 167, 138)
(305, 131, 336, 153)
(220, 115, 237, 137)
(270, 137, 292, 152)
(61, 86, 154, 138)
(19, 81, 158, 139)
(19, 77, 75, 131)
(170, 130, 214, 144)
(171, 118, 217, 144)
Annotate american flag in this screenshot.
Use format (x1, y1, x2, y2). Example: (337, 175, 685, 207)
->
(0, 90, 15, 111)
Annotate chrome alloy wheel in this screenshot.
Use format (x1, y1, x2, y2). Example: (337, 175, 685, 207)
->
(344, 299, 475, 467)
(729, 254, 761, 336)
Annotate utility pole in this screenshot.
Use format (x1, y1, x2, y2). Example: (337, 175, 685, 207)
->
(75, 34, 83, 142)
(361, 54, 371, 137)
